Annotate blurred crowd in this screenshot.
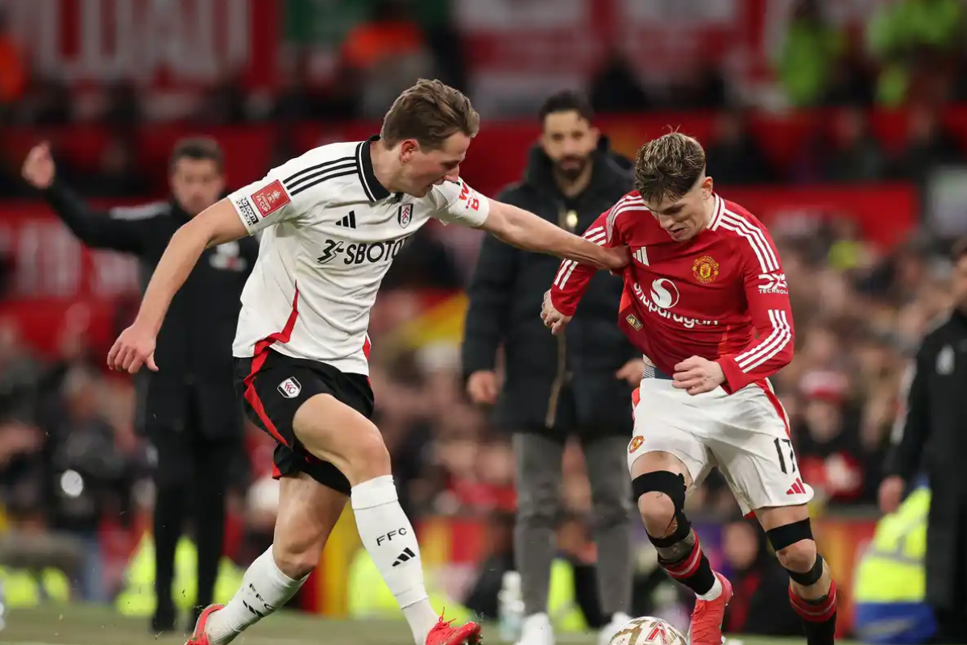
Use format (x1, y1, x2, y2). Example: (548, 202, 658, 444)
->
(3, 0, 967, 126)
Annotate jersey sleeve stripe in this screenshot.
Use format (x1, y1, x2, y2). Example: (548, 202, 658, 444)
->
(355, 141, 377, 202)
(724, 209, 779, 271)
(718, 211, 779, 273)
(557, 233, 608, 288)
(736, 309, 792, 371)
(559, 261, 580, 288)
(585, 230, 607, 244)
(287, 161, 358, 191)
(606, 196, 645, 237)
(554, 260, 575, 287)
(607, 204, 650, 242)
(584, 226, 605, 238)
(709, 195, 725, 229)
(283, 156, 354, 186)
(289, 168, 359, 196)
(736, 309, 789, 364)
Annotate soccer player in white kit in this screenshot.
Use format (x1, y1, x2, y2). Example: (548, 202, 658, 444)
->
(107, 79, 629, 645)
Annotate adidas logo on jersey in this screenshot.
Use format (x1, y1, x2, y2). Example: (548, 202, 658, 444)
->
(335, 211, 357, 229)
(392, 547, 416, 567)
(786, 477, 806, 495)
(634, 247, 649, 266)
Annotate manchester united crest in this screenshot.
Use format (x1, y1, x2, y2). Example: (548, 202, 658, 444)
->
(629, 436, 644, 454)
(397, 203, 413, 228)
(692, 255, 720, 284)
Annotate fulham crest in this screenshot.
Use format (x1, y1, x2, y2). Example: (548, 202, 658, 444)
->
(278, 377, 302, 399)
(398, 203, 413, 228)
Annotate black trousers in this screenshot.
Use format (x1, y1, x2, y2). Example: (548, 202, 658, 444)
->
(931, 504, 967, 644)
(148, 389, 241, 623)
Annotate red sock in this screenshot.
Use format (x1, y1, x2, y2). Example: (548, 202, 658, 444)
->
(789, 579, 837, 645)
(658, 536, 715, 596)
(789, 578, 837, 622)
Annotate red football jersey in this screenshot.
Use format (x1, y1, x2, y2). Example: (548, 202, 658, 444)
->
(550, 192, 794, 394)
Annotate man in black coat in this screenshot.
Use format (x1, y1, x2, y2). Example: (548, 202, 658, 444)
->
(462, 91, 642, 645)
(880, 237, 967, 644)
(22, 138, 258, 633)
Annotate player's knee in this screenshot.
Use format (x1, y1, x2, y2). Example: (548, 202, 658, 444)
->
(767, 518, 823, 583)
(273, 537, 324, 579)
(345, 427, 392, 483)
(776, 539, 817, 573)
(632, 470, 687, 539)
(637, 492, 676, 536)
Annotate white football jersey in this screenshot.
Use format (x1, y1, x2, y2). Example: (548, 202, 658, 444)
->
(228, 136, 490, 375)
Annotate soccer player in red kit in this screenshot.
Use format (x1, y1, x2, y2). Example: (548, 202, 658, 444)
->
(542, 133, 838, 645)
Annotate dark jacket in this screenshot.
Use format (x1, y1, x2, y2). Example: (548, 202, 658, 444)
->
(884, 307, 967, 609)
(42, 181, 258, 439)
(462, 138, 637, 437)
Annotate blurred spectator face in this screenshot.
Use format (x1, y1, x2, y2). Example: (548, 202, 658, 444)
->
(477, 442, 515, 487)
(713, 110, 746, 145)
(399, 133, 471, 197)
(540, 110, 599, 181)
(64, 367, 99, 421)
(802, 326, 840, 367)
(723, 520, 760, 571)
(803, 398, 843, 441)
(953, 253, 967, 310)
(833, 108, 867, 147)
(101, 138, 134, 176)
(908, 106, 940, 144)
(169, 157, 224, 216)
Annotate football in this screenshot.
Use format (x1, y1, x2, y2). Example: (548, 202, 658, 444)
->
(609, 616, 688, 645)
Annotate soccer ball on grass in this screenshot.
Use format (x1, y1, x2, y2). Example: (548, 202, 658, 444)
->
(609, 616, 687, 645)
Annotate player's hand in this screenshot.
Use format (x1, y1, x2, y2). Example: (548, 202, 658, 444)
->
(672, 356, 724, 395)
(107, 323, 159, 374)
(541, 290, 572, 335)
(21, 141, 56, 190)
(615, 358, 645, 386)
(467, 370, 499, 405)
(878, 475, 905, 515)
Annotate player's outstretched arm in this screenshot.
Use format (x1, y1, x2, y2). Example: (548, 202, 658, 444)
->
(481, 200, 629, 271)
(107, 199, 248, 373)
(542, 210, 616, 334)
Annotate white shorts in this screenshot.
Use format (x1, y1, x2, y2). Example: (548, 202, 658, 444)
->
(627, 373, 813, 516)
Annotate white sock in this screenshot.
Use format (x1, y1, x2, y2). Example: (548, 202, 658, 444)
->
(205, 547, 307, 645)
(697, 575, 723, 601)
(352, 475, 438, 645)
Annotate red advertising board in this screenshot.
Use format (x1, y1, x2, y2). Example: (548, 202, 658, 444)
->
(7, 0, 279, 117)
(722, 185, 918, 250)
(6, 0, 888, 110)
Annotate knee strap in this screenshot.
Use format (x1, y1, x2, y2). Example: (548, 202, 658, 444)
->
(632, 471, 690, 547)
(786, 553, 825, 586)
(767, 519, 824, 586)
(766, 518, 814, 552)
